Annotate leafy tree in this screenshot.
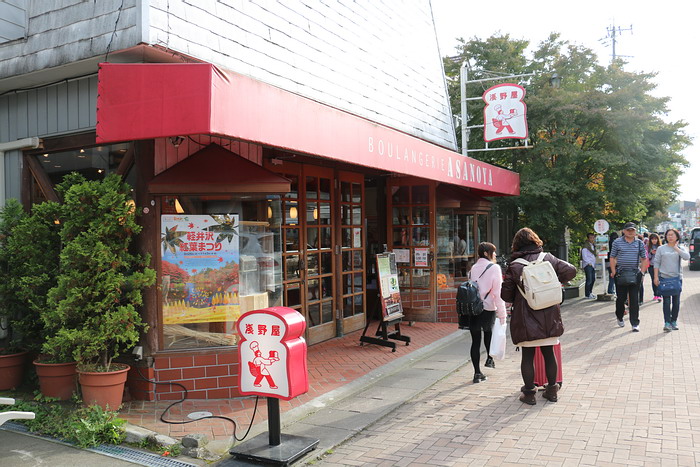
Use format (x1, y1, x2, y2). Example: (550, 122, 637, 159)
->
(444, 33, 689, 254)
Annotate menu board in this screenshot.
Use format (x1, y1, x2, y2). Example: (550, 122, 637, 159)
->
(376, 252, 404, 320)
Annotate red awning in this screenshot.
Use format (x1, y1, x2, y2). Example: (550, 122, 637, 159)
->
(97, 63, 519, 196)
(148, 144, 290, 194)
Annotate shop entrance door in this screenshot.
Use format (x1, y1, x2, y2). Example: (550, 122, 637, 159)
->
(387, 180, 435, 321)
(270, 161, 366, 344)
(337, 171, 366, 334)
(273, 162, 334, 344)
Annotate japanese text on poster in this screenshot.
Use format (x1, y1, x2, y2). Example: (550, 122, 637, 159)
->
(376, 252, 403, 320)
(161, 214, 240, 324)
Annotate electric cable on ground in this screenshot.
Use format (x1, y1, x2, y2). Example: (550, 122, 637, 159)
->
(134, 366, 259, 442)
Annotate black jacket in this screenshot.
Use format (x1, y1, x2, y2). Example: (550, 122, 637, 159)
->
(501, 245, 576, 345)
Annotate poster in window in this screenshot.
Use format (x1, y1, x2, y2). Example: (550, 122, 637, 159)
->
(376, 252, 403, 320)
(161, 214, 240, 324)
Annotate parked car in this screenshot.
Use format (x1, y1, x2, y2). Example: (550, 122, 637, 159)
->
(689, 228, 700, 270)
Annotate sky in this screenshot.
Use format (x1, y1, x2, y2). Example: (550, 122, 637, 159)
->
(431, 0, 698, 202)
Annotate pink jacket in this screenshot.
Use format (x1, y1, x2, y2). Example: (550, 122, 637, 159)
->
(469, 257, 507, 319)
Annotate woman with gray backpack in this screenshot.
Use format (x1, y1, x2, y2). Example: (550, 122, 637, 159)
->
(501, 228, 576, 405)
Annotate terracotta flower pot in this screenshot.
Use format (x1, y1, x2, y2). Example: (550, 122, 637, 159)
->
(34, 360, 78, 400)
(78, 363, 130, 410)
(0, 351, 28, 390)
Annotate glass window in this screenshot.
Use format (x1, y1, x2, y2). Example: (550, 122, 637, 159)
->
(161, 194, 283, 351)
(35, 143, 130, 186)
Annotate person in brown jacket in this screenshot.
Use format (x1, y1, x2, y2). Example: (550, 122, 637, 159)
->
(501, 228, 576, 405)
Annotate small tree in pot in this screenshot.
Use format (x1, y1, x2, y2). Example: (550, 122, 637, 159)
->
(0, 199, 31, 390)
(43, 174, 156, 409)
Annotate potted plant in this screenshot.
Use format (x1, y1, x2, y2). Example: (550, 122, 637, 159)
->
(5, 199, 78, 400)
(0, 199, 31, 390)
(43, 174, 156, 409)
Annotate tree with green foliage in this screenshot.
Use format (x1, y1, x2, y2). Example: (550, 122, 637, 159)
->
(44, 173, 156, 371)
(443, 33, 689, 253)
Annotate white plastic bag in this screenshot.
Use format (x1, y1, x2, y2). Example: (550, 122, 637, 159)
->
(489, 318, 507, 360)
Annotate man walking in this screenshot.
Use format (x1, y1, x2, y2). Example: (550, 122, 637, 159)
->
(609, 223, 648, 331)
(582, 233, 597, 299)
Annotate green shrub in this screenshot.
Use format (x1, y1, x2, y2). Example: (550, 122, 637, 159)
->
(0, 394, 126, 448)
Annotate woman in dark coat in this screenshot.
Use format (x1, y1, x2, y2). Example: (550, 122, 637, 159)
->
(501, 228, 576, 405)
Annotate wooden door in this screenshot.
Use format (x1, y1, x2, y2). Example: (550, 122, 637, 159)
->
(338, 171, 366, 334)
(387, 180, 435, 321)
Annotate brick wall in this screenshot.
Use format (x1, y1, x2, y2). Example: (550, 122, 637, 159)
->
(437, 288, 458, 324)
(128, 349, 241, 401)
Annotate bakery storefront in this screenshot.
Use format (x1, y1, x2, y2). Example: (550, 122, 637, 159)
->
(77, 63, 520, 399)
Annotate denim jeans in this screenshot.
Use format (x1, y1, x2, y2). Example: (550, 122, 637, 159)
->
(607, 267, 616, 294)
(648, 265, 659, 296)
(584, 264, 596, 296)
(662, 294, 681, 323)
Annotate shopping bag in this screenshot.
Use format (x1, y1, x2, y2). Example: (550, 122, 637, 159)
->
(489, 318, 507, 360)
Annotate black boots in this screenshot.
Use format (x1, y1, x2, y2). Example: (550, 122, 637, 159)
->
(484, 356, 495, 368)
(519, 385, 537, 405)
(543, 383, 559, 402)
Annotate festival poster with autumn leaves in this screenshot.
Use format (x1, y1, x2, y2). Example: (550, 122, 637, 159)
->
(161, 215, 240, 324)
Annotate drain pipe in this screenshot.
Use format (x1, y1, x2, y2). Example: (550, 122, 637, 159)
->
(0, 137, 41, 207)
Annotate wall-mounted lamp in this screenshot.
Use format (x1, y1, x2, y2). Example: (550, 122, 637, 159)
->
(169, 136, 185, 147)
(174, 198, 185, 214)
(289, 206, 298, 219)
(313, 207, 318, 220)
(549, 72, 562, 88)
(267, 206, 273, 218)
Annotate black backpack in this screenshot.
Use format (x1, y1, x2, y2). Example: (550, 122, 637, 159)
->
(456, 263, 494, 317)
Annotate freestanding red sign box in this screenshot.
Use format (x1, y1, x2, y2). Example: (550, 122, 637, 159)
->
(237, 307, 308, 401)
(232, 307, 318, 465)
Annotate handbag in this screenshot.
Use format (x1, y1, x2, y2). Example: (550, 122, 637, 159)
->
(489, 318, 507, 360)
(615, 269, 639, 287)
(658, 276, 682, 296)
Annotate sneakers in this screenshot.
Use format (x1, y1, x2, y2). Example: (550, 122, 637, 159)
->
(654, 296, 662, 302)
(586, 294, 597, 299)
(671, 321, 679, 330)
(473, 373, 487, 383)
(485, 356, 495, 368)
(617, 319, 625, 328)
(663, 322, 672, 332)
(632, 325, 640, 332)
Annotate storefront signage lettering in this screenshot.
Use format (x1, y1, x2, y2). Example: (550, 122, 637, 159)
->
(367, 137, 494, 187)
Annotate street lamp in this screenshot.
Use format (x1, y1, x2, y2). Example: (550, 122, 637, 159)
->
(549, 72, 562, 88)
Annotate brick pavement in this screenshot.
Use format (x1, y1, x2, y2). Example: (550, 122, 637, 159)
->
(118, 321, 457, 441)
(318, 266, 700, 466)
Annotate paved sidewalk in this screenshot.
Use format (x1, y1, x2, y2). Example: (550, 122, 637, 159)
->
(316, 266, 700, 466)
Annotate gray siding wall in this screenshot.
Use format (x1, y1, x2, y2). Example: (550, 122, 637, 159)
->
(147, 0, 456, 149)
(0, 0, 140, 77)
(0, 0, 28, 43)
(0, 76, 97, 201)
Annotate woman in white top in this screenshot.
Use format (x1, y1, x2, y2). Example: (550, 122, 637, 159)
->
(468, 242, 507, 384)
(653, 228, 690, 332)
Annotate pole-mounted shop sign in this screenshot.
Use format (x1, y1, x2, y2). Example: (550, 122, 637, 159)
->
(482, 83, 528, 142)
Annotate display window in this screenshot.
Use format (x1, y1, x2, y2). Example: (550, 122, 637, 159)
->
(159, 194, 283, 350)
(436, 209, 489, 289)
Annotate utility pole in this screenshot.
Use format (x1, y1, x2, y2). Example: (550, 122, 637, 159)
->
(601, 21, 633, 62)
